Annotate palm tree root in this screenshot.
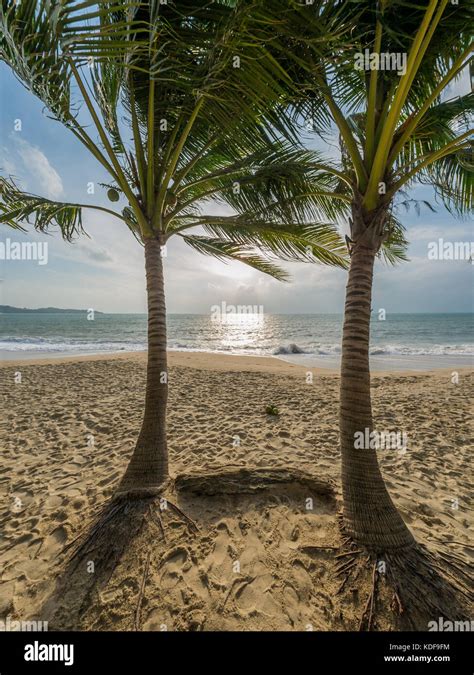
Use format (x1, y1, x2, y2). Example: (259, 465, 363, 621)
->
(42, 491, 199, 629)
(43, 466, 335, 629)
(335, 515, 473, 630)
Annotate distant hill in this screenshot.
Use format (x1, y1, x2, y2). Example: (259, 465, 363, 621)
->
(0, 305, 104, 314)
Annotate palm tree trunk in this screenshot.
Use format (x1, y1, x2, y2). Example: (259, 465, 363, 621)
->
(117, 236, 169, 497)
(340, 238, 415, 551)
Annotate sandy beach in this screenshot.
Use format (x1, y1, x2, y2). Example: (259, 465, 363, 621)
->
(0, 351, 472, 631)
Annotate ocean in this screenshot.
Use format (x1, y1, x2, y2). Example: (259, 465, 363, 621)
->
(1, 312, 473, 371)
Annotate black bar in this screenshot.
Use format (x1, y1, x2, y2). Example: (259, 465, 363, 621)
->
(1, 631, 470, 673)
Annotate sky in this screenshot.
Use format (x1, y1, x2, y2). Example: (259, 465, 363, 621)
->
(0, 64, 472, 315)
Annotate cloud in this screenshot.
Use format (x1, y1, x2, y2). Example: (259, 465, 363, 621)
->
(0, 136, 64, 199)
(444, 63, 471, 99)
(0, 145, 17, 176)
(75, 241, 114, 263)
(407, 224, 472, 242)
(14, 137, 64, 199)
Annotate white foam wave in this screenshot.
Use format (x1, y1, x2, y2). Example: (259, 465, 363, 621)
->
(1, 337, 473, 358)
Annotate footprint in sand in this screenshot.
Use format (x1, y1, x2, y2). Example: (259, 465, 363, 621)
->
(37, 525, 68, 559)
(142, 608, 170, 631)
(234, 576, 282, 620)
(160, 547, 191, 589)
(43, 495, 64, 510)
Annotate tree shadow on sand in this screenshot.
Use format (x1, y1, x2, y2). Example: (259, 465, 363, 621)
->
(40, 467, 335, 629)
(40, 467, 472, 631)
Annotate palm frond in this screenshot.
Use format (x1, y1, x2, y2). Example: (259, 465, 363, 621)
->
(378, 212, 409, 265)
(179, 234, 290, 281)
(186, 216, 349, 268)
(0, 176, 84, 240)
(169, 142, 350, 233)
(0, 176, 124, 241)
(421, 144, 474, 216)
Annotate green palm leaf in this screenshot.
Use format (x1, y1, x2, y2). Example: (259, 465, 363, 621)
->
(0, 176, 123, 241)
(179, 234, 290, 281)
(1, 1, 351, 273)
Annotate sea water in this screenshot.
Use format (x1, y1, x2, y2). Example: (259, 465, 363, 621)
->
(0, 312, 472, 371)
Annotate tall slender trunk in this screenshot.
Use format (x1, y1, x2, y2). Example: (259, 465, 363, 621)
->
(117, 236, 169, 496)
(340, 233, 415, 551)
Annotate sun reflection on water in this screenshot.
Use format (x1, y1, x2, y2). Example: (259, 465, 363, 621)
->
(212, 311, 266, 351)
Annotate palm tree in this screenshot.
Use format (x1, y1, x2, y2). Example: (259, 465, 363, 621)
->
(287, 0, 472, 556)
(0, 1, 348, 499)
(269, 0, 473, 626)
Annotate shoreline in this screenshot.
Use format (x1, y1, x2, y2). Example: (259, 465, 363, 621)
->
(0, 348, 472, 377)
(0, 350, 317, 375)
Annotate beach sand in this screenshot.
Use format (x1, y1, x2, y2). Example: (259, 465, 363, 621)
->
(0, 352, 472, 630)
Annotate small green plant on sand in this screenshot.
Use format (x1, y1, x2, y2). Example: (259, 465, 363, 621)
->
(265, 405, 280, 417)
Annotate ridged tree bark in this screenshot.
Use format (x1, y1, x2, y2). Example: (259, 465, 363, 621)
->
(340, 205, 415, 552)
(117, 236, 169, 496)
